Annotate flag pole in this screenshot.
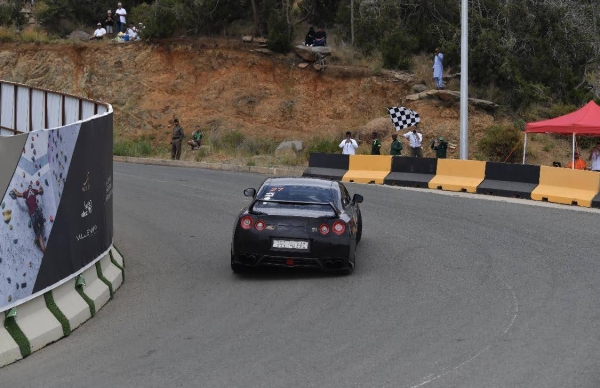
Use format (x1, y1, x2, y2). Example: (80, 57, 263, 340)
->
(459, 0, 469, 160)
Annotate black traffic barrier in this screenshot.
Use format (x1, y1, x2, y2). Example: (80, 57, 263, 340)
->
(302, 153, 349, 181)
(476, 162, 540, 199)
(592, 192, 600, 209)
(383, 157, 437, 188)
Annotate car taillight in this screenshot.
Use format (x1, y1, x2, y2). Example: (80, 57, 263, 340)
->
(255, 220, 266, 231)
(332, 221, 346, 235)
(319, 224, 330, 235)
(240, 216, 253, 230)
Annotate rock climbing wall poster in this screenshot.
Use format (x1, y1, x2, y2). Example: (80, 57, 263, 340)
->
(0, 115, 113, 312)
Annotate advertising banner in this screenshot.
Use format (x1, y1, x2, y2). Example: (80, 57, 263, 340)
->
(0, 113, 113, 311)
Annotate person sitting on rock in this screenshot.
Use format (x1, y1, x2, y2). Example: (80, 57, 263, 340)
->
(304, 27, 315, 46)
(313, 26, 327, 46)
(90, 23, 107, 40)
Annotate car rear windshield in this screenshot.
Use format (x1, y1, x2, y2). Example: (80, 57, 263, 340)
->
(253, 185, 337, 217)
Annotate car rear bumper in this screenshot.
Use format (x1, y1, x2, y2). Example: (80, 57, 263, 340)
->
(233, 252, 353, 272)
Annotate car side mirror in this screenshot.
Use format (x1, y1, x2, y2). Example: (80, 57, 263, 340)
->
(244, 188, 256, 198)
(352, 194, 363, 204)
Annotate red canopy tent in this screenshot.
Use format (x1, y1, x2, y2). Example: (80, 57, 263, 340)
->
(523, 101, 600, 166)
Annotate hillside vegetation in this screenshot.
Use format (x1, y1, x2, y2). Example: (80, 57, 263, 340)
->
(0, 39, 591, 168)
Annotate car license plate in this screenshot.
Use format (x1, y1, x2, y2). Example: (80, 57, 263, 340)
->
(272, 239, 309, 250)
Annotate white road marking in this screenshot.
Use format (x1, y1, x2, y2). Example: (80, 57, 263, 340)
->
(404, 275, 519, 388)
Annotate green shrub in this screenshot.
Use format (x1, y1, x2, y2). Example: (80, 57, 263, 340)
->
(113, 138, 155, 157)
(478, 125, 523, 163)
(130, 2, 177, 39)
(267, 11, 293, 53)
(548, 103, 577, 118)
(303, 137, 340, 157)
(380, 29, 417, 70)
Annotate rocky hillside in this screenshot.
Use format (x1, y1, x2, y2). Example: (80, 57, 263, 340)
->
(0, 38, 569, 163)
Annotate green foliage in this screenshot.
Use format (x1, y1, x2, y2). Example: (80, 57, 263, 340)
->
(380, 28, 417, 70)
(303, 136, 340, 157)
(113, 138, 156, 157)
(267, 11, 293, 53)
(0, 1, 27, 29)
(131, 2, 177, 39)
(548, 103, 578, 118)
(478, 125, 523, 163)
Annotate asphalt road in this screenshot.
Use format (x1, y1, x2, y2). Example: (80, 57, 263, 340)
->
(2, 162, 600, 388)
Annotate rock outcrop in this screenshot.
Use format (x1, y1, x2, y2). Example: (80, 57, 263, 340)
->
(404, 89, 499, 111)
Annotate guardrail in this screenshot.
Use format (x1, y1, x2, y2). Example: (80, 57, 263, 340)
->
(0, 81, 117, 367)
(303, 153, 600, 209)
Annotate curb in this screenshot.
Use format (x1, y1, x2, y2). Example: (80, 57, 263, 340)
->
(0, 246, 125, 368)
(113, 155, 305, 177)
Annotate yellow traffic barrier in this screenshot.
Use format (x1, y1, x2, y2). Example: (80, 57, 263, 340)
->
(530, 166, 600, 207)
(342, 155, 392, 184)
(428, 159, 486, 193)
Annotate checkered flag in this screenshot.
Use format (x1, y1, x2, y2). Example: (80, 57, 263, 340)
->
(388, 107, 420, 131)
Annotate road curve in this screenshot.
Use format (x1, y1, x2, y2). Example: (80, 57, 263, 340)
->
(2, 162, 600, 388)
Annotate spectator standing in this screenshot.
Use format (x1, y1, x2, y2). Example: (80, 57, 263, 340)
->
(187, 126, 203, 150)
(433, 48, 444, 89)
(90, 23, 106, 40)
(339, 131, 358, 155)
(403, 125, 423, 157)
(105, 10, 114, 36)
(313, 26, 327, 46)
(304, 27, 315, 46)
(371, 132, 381, 155)
(390, 133, 403, 156)
(115, 2, 127, 33)
(431, 136, 448, 158)
(588, 142, 600, 172)
(170, 119, 185, 160)
(567, 151, 586, 170)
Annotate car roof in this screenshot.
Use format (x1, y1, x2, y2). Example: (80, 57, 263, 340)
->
(262, 177, 338, 190)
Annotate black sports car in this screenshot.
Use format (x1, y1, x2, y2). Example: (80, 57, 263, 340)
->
(231, 177, 363, 274)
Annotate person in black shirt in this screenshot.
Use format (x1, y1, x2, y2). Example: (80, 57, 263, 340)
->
(371, 132, 381, 155)
(314, 26, 326, 46)
(304, 27, 315, 46)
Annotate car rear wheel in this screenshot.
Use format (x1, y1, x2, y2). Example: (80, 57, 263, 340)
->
(356, 211, 363, 244)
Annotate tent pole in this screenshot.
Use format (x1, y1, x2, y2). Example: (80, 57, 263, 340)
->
(522, 133, 528, 164)
(572, 133, 576, 169)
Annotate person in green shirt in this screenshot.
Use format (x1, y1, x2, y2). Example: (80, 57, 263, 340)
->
(371, 132, 381, 155)
(431, 136, 448, 158)
(187, 125, 203, 150)
(390, 133, 403, 156)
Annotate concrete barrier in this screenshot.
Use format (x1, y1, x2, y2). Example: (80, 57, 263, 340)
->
(111, 246, 124, 267)
(100, 253, 123, 292)
(302, 153, 349, 181)
(531, 166, 600, 207)
(342, 155, 392, 184)
(476, 162, 540, 199)
(428, 159, 486, 193)
(0, 314, 21, 366)
(13, 297, 63, 353)
(80, 263, 111, 312)
(52, 278, 91, 332)
(384, 157, 437, 188)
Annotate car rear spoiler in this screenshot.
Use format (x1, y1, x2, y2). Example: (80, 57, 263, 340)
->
(250, 199, 340, 216)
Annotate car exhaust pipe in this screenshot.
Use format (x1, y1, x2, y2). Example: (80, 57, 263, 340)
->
(335, 260, 342, 269)
(324, 260, 334, 269)
(248, 255, 257, 265)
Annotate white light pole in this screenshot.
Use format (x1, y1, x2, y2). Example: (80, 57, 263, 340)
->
(459, 0, 469, 159)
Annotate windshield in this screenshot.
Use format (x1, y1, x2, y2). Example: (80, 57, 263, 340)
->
(253, 184, 337, 217)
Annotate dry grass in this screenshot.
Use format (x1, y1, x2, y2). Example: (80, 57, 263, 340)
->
(0, 26, 54, 43)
